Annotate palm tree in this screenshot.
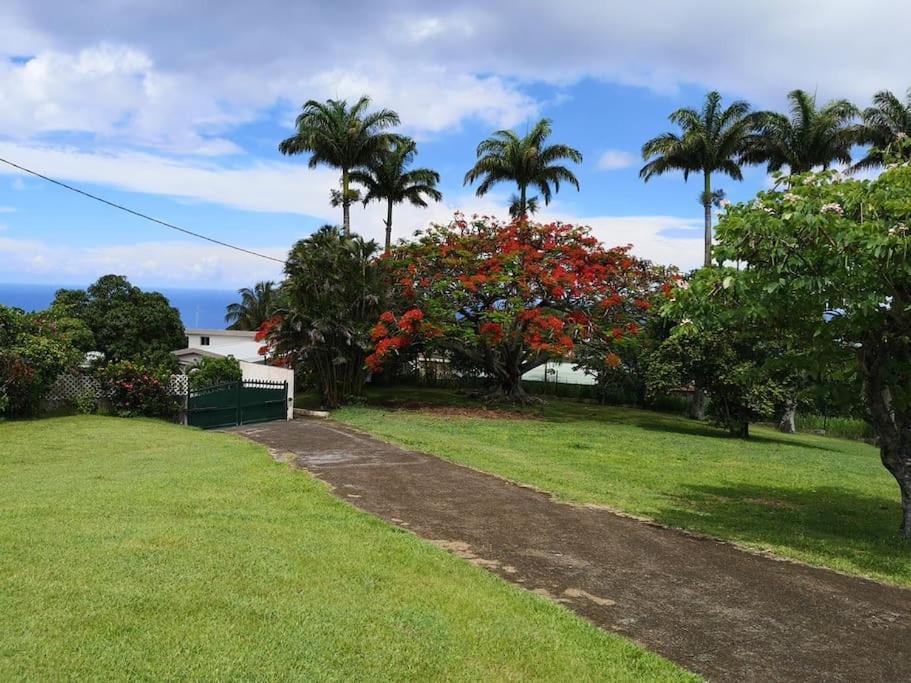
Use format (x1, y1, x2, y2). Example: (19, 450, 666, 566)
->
(641, 91, 762, 267)
(745, 89, 859, 175)
(279, 96, 401, 236)
(464, 118, 582, 218)
(350, 138, 442, 252)
(854, 88, 911, 171)
(225, 281, 283, 331)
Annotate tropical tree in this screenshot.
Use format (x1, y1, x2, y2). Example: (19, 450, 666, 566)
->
(367, 215, 665, 402)
(52, 275, 184, 371)
(464, 119, 582, 218)
(350, 138, 442, 252)
(715, 154, 911, 537)
(225, 281, 283, 331)
(746, 89, 859, 175)
(854, 88, 911, 171)
(278, 96, 401, 235)
(641, 91, 762, 267)
(256, 226, 386, 408)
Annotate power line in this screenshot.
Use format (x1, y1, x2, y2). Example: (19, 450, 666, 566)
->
(0, 156, 286, 265)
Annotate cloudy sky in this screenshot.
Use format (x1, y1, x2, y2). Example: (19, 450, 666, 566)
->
(0, 1, 908, 288)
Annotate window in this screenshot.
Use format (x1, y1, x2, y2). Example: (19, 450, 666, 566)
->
(200, 336, 210, 346)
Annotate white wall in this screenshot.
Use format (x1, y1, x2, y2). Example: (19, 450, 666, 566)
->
(239, 360, 294, 420)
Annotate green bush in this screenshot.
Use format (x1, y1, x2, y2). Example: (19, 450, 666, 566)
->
(795, 414, 875, 441)
(0, 305, 83, 417)
(71, 387, 100, 415)
(188, 355, 242, 390)
(100, 361, 178, 419)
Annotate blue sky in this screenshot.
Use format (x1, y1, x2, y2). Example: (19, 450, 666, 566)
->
(0, 1, 907, 288)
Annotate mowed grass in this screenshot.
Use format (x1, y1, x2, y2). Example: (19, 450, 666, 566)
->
(0, 416, 693, 682)
(336, 387, 910, 587)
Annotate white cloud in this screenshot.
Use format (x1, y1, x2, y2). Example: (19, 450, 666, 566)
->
(0, 235, 285, 288)
(597, 149, 637, 171)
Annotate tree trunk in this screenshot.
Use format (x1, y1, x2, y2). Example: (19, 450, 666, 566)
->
(730, 421, 749, 438)
(342, 170, 351, 237)
(690, 387, 706, 420)
(519, 184, 527, 218)
(384, 199, 393, 253)
(702, 171, 712, 267)
(861, 341, 911, 538)
(778, 403, 797, 434)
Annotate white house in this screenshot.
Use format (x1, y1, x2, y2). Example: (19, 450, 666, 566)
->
(173, 328, 295, 420)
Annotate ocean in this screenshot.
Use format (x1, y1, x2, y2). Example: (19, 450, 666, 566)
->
(0, 282, 239, 330)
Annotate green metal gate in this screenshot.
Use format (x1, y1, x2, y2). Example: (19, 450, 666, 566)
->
(187, 379, 288, 429)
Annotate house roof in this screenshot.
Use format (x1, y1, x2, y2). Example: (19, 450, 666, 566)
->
(173, 341, 264, 364)
(186, 328, 257, 338)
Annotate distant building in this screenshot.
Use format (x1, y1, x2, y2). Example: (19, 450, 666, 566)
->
(175, 328, 265, 365)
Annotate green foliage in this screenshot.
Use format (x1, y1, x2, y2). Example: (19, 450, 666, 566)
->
(743, 89, 859, 174)
(0, 305, 83, 417)
(225, 281, 285, 331)
(350, 137, 442, 251)
(854, 89, 911, 171)
(794, 414, 875, 441)
(52, 275, 184, 371)
(71, 387, 100, 415)
(646, 325, 785, 437)
(262, 226, 386, 408)
(279, 96, 401, 234)
(188, 355, 242, 390)
(99, 361, 179, 419)
(464, 118, 582, 217)
(715, 154, 911, 535)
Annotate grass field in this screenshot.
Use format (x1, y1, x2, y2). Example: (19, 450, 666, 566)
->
(336, 387, 910, 587)
(0, 416, 692, 681)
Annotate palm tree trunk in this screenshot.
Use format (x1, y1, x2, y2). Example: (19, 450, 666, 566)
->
(520, 184, 527, 218)
(384, 199, 393, 253)
(703, 171, 712, 267)
(342, 170, 351, 237)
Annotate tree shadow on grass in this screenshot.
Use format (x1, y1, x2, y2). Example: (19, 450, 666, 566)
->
(652, 481, 910, 584)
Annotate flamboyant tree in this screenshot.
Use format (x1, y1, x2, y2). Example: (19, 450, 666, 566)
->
(715, 155, 911, 537)
(366, 215, 667, 402)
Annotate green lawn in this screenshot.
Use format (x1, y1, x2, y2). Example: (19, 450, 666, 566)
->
(336, 387, 910, 587)
(0, 416, 692, 681)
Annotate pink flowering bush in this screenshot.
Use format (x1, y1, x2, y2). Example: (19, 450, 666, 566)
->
(100, 361, 179, 419)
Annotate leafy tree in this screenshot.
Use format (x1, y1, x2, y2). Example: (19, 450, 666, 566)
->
(368, 215, 664, 403)
(279, 96, 401, 236)
(464, 119, 582, 218)
(854, 88, 911, 171)
(641, 91, 763, 267)
(746, 89, 859, 174)
(715, 155, 911, 537)
(52, 275, 184, 370)
(225, 281, 284, 331)
(187, 355, 243, 390)
(350, 138, 442, 252)
(0, 305, 84, 416)
(257, 226, 386, 408)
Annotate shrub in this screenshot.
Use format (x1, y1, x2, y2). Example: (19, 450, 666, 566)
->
(100, 361, 179, 419)
(188, 355, 242, 390)
(71, 387, 100, 415)
(0, 305, 83, 417)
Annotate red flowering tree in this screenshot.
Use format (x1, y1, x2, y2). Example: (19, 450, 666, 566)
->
(368, 214, 667, 402)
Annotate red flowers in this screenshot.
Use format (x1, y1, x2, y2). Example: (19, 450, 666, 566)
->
(479, 321, 504, 344)
(370, 323, 389, 341)
(379, 311, 396, 324)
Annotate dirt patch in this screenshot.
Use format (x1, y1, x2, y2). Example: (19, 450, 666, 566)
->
(378, 401, 537, 421)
